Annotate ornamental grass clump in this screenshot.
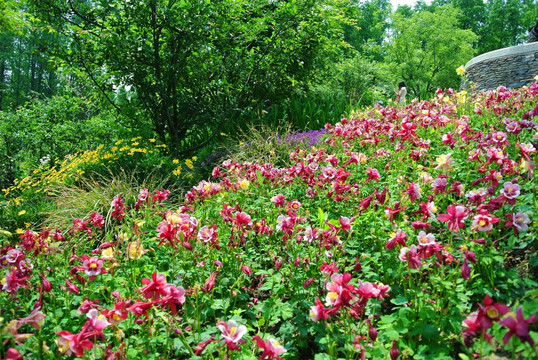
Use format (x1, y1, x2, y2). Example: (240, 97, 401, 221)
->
(1, 83, 538, 359)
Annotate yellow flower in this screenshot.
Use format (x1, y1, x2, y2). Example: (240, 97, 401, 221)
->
(115, 140, 124, 145)
(239, 178, 249, 190)
(149, 138, 156, 142)
(173, 159, 179, 164)
(16, 228, 24, 234)
(456, 65, 466, 76)
(185, 159, 194, 169)
(127, 240, 147, 260)
(534, 75, 538, 81)
(101, 247, 115, 260)
(116, 232, 129, 242)
(18, 210, 26, 216)
(192, 156, 197, 161)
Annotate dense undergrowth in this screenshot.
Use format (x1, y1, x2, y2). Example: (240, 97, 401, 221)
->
(1, 84, 538, 359)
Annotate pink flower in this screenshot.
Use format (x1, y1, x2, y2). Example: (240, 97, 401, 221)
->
(405, 182, 421, 203)
(270, 194, 286, 207)
(417, 231, 436, 247)
(233, 211, 252, 228)
(240, 264, 253, 276)
(366, 167, 380, 182)
(138, 272, 168, 300)
(197, 225, 218, 243)
(160, 284, 186, 315)
(82, 257, 106, 279)
(202, 272, 217, 293)
(500, 307, 536, 346)
(55, 330, 93, 357)
(101, 301, 130, 324)
(339, 216, 352, 233)
(89, 212, 104, 228)
(86, 309, 110, 332)
(4, 348, 23, 360)
(471, 211, 499, 232)
(512, 212, 531, 232)
(65, 279, 80, 294)
(437, 205, 468, 232)
(252, 335, 287, 360)
(399, 245, 421, 269)
(216, 320, 247, 350)
(17, 307, 46, 329)
(309, 297, 329, 321)
(110, 194, 125, 221)
(152, 189, 170, 204)
(386, 229, 407, 250)
(500, 181, 520, 200)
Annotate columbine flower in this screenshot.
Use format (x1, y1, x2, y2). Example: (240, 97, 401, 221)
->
(239, 178, 249, 190)
(216, 319, 247, 350)
(513, 212, 531, 232)
(406, 182, 422, 203)
(499, 307, 536, 346)
(456, 65, 465, 76)
(252, 336, 287, 360)
(435, 153, 454, 170)
(399, 245, 421, 269)
(197, 225, 218, 243)
(437, 205, 468, 232)
(101, 247, 115, 260)
(500, 181, 520, 202)
(127, 239, 147, 260)
(471, 211, 499, 232)
(270, 194, 286, 207)
(309, 298, 329, 322)
(366, 167, 380, 182)
(417, 231, 436, 247)
(82, 257, 106, 279)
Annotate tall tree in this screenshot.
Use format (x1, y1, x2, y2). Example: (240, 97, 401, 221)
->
(29, 0, 348, 154)
(478, 0, 532, 53)
(387, 4, 477, 98)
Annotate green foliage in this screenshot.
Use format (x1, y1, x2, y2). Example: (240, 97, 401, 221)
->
(28, 0, 350, 154)
(0, 95, 121, 188)
(388, 4, 478, 99)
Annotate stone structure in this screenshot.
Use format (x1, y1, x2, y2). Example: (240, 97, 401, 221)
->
(464, 42, 538, 91)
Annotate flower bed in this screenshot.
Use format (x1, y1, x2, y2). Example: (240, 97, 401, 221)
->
(1, 84, 538, 359)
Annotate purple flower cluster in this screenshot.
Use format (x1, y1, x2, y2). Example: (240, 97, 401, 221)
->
(278, 129, 326, 147)
(201, 151, 225, 168)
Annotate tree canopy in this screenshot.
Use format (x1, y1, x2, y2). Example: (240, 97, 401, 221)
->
(28, 0, 349, 153)
(388, 4, 477, 97)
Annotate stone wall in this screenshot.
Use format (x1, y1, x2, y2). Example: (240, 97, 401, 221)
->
(464, 42, 538, 91)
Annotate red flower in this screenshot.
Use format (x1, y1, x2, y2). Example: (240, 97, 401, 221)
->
(252, 335, 287, 360)
(56, 329, 94, 357)
(309, 297, 329, 321)
(202, 272, 217, 293)
(437, 205, 468, 232)
(240, 264, 253, 276)
(101, 301, 130, 324)
(500, 307, 536, 346)
(270, 194, 285, 207)
(216, 319, 247, 350)
(138, 272, 169, 300)
(110, 194, 125, 221)
(366, 167, 380, 183)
